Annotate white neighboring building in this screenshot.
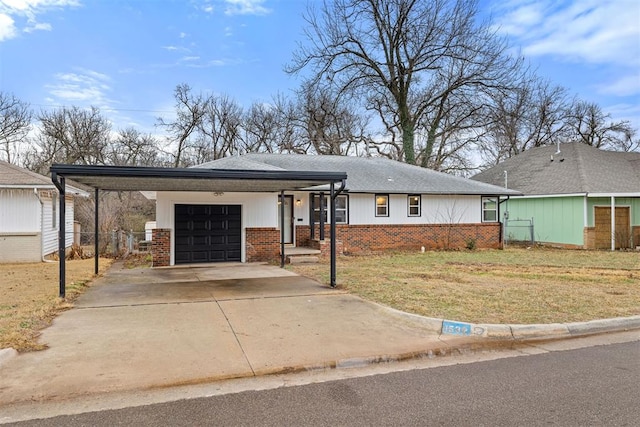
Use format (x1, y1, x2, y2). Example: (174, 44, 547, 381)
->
(0, 161, 86, 263)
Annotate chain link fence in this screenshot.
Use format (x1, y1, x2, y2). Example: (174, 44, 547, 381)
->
(503, 217, 535, 246)
(73, 230, 151, 257)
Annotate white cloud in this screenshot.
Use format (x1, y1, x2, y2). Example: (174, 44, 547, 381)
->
(224, 0, 270, 16)
(492, 0, 640, 67)
(0, 0, 79, 41)
(24, 21, 51, 32)
(603, 103, 640, 133)
(45, 68, 113, 107)
(597, 74, 640, 97)
(0, 13, 17, 41)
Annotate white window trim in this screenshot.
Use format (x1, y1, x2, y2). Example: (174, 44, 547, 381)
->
(313, 194, 349, 224)
(482, 196, 498, 222)
(375, 194, 389, 217)
(408, 194, 421, 217)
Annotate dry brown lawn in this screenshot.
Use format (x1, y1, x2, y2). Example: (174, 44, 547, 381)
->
(2, 248, 638, 352)
(0, 258, 113, 352)
(289, 248, 640, 324)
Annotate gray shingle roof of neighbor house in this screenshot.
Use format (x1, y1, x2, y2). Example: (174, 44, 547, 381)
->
(197, 154, 520, 195)
(472, 142, 640, 195)
(0, 160, 55, 188)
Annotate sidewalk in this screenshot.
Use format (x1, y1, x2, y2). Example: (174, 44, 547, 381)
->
(0, 261, 638, 409)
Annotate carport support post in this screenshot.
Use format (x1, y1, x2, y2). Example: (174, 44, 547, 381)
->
(330, 183, 336, 288)
(280, 191, 285, 268)
(94, 188, 99, 275)
(58, 176, 66, 298)
(319, 192, 325, 240)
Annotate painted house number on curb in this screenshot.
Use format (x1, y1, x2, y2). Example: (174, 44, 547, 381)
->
(442, 320, 472, 336)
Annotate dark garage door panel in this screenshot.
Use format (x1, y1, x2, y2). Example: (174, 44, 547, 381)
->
(175, 204, 242, 264)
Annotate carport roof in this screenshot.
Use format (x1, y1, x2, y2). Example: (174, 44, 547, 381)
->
(49, 164, 347, 192)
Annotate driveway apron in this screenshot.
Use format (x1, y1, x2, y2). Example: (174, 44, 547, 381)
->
(0, 262, 443, 405)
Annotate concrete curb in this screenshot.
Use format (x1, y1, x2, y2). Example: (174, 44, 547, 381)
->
(0, 348, 18, 368)
(376, 302, 640, 341)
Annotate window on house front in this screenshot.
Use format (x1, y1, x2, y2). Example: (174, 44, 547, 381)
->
(482, 197, 498, 222)
(52, 193, 57, 229)
(408, 195, 421, 217)
(312, 194, 348, 224)
(334, 195, 348, 223)
(375, 194, 389, 217)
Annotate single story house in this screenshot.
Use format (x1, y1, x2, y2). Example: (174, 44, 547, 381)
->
(472, 143, 640, 250)
(142, 154, 520, 266)
(0, 161, 85, 262)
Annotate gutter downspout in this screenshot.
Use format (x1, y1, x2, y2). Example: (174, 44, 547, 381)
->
(330, 178, 346, 288)
(33, 188, 56, 263)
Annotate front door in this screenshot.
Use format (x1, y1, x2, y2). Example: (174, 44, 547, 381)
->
(278, 195, 294, 245)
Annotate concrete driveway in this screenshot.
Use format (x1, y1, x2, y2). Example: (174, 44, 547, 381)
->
(0, 262, 450, 405)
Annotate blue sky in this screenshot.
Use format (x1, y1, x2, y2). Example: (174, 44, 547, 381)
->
(1, 0, 639, 138)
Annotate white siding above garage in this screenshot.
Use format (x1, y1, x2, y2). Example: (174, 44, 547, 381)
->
(155, 191, 277, 229)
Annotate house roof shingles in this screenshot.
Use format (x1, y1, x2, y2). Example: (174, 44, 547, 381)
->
(472, 143, 640, 195)
(198, 154, 519, 195)
(0, 160, 54, 188)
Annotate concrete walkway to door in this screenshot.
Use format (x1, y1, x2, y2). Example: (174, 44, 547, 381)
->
(0, 262, 463, 406)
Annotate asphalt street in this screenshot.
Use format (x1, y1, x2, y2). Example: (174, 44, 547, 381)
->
(8, 339, 639, 426)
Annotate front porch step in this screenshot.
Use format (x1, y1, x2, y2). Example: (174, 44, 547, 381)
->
(287, 255, 320, 264)
(283, 247, 321, 256)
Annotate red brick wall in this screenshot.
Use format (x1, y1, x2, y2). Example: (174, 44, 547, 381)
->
(246, 227, 280, 263)
(154, 223, 503, 267)
(295, 225, 311, 247)
(152, 228, 171, 267)
(297, 223, 502, 253)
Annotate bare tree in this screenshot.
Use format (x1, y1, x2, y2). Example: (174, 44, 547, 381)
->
(157, 84, 207, 167)
(270, 94, 310, 154)
(566, 100, 638, 151)
(0, 92, 32, 164)
(25, 106, 110, 174)
(287, 0, 521, 166)
(480, 76, 570, 164)
(194, 94, 243, 162)
(109, 127, 164, 166)
(158, 84, 247, 166)
(295, 82, 372, 155)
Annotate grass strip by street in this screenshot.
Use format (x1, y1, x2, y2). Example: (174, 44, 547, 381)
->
(289, 248, 640, 325)
(0, 258, 113, 352)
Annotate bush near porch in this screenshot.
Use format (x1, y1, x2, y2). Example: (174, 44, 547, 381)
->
(289, 248, 640, 324)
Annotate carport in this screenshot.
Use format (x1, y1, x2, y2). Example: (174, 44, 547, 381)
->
(50, 164, 347, 297)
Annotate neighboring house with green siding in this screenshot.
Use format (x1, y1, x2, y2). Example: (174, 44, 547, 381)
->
(472, 143, 640, 250)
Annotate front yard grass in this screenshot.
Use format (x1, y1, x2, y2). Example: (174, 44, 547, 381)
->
(0, 258, 113, 352)
(289, 248, 640, 324)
